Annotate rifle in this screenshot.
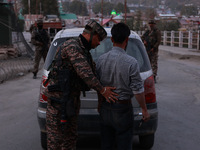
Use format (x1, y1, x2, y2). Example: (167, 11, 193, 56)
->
(47, 46, 76, 132)
(48, 69, 76, 132)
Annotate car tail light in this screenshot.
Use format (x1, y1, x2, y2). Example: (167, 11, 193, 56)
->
(39, 75, 48, 103)
(144, 75, 156, 103)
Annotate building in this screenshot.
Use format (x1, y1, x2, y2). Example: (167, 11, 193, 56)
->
(0, 0, 15, 46)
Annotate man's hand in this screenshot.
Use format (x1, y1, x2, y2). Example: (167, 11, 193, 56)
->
(142, 109, 150, 122)
(143, 40, 147, 46)
(135, 92, 150, 121)
(100, 87, 119, 103)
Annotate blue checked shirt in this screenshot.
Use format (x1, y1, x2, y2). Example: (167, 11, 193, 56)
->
(96, 46, 144, 100)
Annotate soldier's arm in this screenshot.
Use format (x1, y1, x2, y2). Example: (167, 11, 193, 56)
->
(141, 30, 148, 42)
(141, 33, 145, 41)
(153, 30, 161, 49)
(62, 44, 104, 92)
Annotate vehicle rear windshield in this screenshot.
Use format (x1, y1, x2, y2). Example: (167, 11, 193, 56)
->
(90, 38, 151, 72)
(44, 37, 151, 72)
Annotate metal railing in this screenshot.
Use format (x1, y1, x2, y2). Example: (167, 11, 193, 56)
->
(136, 31, 200, 50)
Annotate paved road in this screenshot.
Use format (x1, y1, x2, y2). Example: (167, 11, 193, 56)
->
(0, 53, 200, 150)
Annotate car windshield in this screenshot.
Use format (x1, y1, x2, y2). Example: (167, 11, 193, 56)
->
(44, 37, 151, 72)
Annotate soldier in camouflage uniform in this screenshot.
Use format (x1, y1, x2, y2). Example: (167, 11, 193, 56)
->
(45, 20, 118, 150)
(141, 20, 161, 83)
(31, 19, 50, 79)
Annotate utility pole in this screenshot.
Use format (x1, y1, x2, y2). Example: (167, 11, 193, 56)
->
(28, 0, 31, 25)
(89, 2, 91, 19)
(28, 0, 30, 15)
(101, 0, 103, 25)
(36, 0, 38, 14)
(124, 0, 127, 24)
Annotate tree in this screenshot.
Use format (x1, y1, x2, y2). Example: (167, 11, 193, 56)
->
(62, 1, 70, 13)
(92, 2, 101, 14)
(114, 2, 130, 14)
(42, 0, 59, 16)
(157, 20, 180, 31)
(103, 2, 113, 16)
(21, 0, 34, 14)
(92, 2, 113, 16)
(126, 17, 134, 30)
(134, 10, 142, 31)
(68, 0, 88, 16)
(180, 5, 198, 16)
(21, 0, 59, 16)
(144, 8, 157, 20)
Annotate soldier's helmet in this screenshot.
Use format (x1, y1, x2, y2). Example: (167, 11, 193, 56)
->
(84, 19, 107, 41)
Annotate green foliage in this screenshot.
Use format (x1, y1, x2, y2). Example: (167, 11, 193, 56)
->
(115, 2, 130, 14)
(126, 17, 134, 30)
(21, 0, 59, 15)
(134, 10, 142, 31)
(68, 0, 88, 16)
(62, 1, 70, 13)
(144, 8, 157, 19)
(157, 20, 180, 31)
(43, 0, 59, 16)
(180, 5, 198, 16)
(104, 2, 113, 16)
(93, 2, 112, 15)
(92, 2, 129, 15)
(92, 3, 101, 14)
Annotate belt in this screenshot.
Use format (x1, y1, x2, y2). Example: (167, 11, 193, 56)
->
(104, 99, 132, 104)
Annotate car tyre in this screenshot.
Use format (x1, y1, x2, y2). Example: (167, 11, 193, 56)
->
(139, 133, 154, 149)
(41, 131, 47, 150)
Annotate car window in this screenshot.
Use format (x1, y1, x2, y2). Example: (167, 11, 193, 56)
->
(90, 38, 151, 72)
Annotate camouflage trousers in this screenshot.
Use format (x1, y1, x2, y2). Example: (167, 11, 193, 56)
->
(46, 96, 80, 150)
(148, 51, 158, 77)
(33, 49, 47, 74)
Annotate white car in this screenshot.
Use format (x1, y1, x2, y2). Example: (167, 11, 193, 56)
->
(37, 28, 158, 149)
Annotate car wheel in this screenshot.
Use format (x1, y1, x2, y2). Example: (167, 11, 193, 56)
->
(41, 131, 47, 150)
(139, 133, 154, 149)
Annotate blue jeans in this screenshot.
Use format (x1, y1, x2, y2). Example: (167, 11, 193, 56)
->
(100, 101, 134, 150)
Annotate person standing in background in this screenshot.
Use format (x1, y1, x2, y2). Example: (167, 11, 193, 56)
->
(141, 20, 161, 83)
(31, 19, 50, 79)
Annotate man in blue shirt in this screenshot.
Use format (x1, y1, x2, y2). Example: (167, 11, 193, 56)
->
(96, 23, 150, 150)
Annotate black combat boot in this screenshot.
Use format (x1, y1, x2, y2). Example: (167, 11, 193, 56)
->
(33, 72, 37, 79)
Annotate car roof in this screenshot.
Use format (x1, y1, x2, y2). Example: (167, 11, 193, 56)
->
(53, 28, 142, 43)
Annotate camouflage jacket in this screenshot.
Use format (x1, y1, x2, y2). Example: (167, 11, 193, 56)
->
(141, 27, 161, 52)
(46, 35, 103, 97)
